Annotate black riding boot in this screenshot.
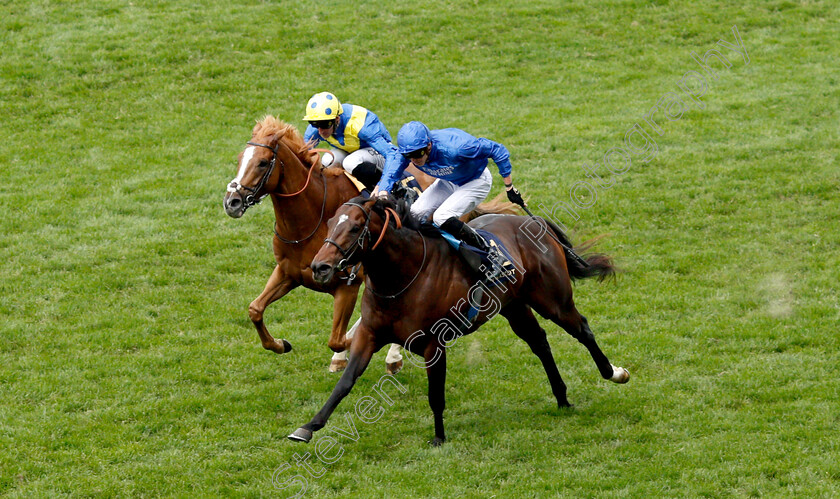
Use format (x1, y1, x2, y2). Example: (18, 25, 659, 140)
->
(350, 162, 383, 191)
(439, 217, 488, 275)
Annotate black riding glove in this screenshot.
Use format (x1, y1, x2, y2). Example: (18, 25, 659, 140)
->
(506, 186, 524, 206)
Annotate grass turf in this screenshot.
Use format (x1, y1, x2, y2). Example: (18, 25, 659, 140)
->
(1, 0, 838, 496)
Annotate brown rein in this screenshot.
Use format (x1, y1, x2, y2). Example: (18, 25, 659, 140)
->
(367, 207, 425, 299)
(371, 207, 402, 251)
(274, 147, 320, 198)
(271, 143, 327, 244)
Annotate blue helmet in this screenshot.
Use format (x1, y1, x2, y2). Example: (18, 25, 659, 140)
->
(397, 121, 432, 155)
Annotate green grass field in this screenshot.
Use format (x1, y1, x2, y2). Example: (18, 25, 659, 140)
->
(2, 0, 838, 496)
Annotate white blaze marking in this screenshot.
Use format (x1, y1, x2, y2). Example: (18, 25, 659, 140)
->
(335, 214, 349, 228)
(228, 146, 256, 192)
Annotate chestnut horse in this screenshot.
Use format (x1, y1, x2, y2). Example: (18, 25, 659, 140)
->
(222, 116, 439, 370)
(289, 197, 630, 445)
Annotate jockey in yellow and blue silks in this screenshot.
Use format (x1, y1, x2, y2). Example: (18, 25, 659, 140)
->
(372, 121, 525, 275)
(303, 92, 400, 191)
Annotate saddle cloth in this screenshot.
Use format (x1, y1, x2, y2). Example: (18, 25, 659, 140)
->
(441, 229, 518, 286)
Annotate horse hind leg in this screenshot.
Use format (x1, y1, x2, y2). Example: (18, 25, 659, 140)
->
(425, 345, 447, 446)
(552, 307, 629, 384)
(500, 302, 571, 408)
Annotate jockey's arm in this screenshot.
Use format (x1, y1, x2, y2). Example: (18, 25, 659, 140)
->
(358, 127, 395, 161)
(475, 139, 520, 203)
(374, 152, 409, 195)
(474, 137, 512, 179)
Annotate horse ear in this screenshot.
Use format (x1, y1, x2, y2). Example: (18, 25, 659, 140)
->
(267, 131, 284, 146)
(251, 121, 263, 136)
(371, 197, 391, 218)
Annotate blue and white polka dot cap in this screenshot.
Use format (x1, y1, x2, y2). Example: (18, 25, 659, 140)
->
(324, 93, 334, 115)
(304, 92, 342, 120)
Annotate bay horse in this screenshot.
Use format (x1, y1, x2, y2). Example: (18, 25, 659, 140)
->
(222, 116, 441, 371)
(289, 196, 630, 445)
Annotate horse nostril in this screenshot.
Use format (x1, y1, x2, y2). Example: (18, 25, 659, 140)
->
(228, 198, 241, 209)
(312, 262, 332, 280)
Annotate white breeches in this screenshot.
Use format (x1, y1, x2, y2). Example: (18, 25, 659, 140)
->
(331, 317, 403, 364)
(410, 167, 492, 225)
(320, 147, 385, 175)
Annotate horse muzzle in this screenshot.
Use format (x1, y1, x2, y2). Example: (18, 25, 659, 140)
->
(223, 191, 246, 218)
(311, 261, 336, 285)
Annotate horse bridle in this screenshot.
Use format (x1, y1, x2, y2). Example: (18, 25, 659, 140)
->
(323, 202, 372, 272)
(323, 201, 426, 299)
(229, 141, 283, 211)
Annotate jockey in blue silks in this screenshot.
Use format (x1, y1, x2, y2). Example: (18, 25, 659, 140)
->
(303, 92, 402, 192)
(372, 121, 525, 275)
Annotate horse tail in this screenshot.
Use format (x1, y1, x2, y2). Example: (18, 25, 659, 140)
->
(462, 193, 521, 222)
(543, 218, 616, 282)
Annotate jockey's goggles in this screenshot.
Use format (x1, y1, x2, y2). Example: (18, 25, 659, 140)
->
(309, 120, 336, 129)
(402, 147, 427, 159)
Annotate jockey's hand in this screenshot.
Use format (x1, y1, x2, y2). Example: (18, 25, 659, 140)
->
(506, 185, 525, 207)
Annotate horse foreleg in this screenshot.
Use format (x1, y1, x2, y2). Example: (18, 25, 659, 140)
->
(249, 265, 298, 354)
(425, 344, 447, 446)
(289, 326, 378, 443)
(331, 319, 403, 374)
(558, 312, 629, 384)
(329, 317, 360, 373)
(501, 303, 570, 408)
(327, 285, 359, 352)
(385, 344, 403, 375)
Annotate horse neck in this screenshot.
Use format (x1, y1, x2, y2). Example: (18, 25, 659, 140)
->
(268, 153, 327, 230)
(362, 222, 438, 290)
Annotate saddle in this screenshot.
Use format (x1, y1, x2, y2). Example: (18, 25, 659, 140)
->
(439, 229, 514, 286)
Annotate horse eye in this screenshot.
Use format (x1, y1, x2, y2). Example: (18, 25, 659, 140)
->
(258, 159, 269, 168)
(349, 225, 361, 234)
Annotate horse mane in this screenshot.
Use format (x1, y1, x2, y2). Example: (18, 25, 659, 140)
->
(253, 115, 320, 168)
(361, 196, 443, 238)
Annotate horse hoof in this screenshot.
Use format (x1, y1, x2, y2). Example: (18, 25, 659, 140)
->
(428, 437, 445, 447)
(281, 340, 292, 353)
(610, 365, 630, 384)
(288, 428, 313, 443)
(386, 360, 403, 376)
(329, 359, 348, 373)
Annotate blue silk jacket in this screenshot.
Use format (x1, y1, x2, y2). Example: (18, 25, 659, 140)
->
(376, 128, 512, 192)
